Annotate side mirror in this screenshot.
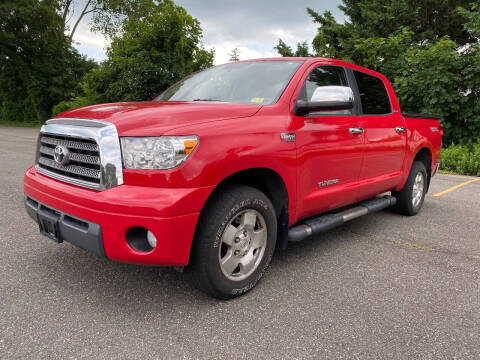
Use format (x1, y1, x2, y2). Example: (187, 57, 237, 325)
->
(294, 86, 354, 116)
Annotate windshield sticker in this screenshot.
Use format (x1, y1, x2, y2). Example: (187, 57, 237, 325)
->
(251, 97, 264, 103)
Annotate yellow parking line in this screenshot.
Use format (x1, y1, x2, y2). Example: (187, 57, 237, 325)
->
(433, 178, 480, 197)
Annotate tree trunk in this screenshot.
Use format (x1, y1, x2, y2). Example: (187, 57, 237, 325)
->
(68, 0, 93, 41)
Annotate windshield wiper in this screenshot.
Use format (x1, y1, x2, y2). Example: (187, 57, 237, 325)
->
(192, 98, 225, 102)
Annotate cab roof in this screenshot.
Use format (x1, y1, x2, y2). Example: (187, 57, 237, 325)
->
(227, 57, 387, 81)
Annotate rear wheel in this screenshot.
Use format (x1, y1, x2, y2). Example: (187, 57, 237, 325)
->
(185, 185, 277, 299)
(392, 161, 427, 216)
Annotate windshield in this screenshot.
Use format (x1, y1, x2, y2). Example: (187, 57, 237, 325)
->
(156, 60, 304, 105)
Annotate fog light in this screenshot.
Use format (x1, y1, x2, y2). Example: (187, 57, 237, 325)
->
(147, 230, 157, 249)
(126, 227, 157, 252)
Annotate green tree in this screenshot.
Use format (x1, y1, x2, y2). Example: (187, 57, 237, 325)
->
(294, 41, 311, 57)
(337, 0, 474, 44)
(306, 9, 351, 59)
(395, 39, 480, 143)
(458, 2, 480, 37)
(274, 39, 294, 57)
(73, 0, 213, 105)
(274, 39, 311, 57)
(0, 0, 96, 123)
(303, 0, 480, 62)
(229, 47, 240, 61)
(59, 0, 153, 40)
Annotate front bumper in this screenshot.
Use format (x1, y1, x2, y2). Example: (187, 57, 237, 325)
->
(24, 166, 214, 266)
(25, 196, 105, 257)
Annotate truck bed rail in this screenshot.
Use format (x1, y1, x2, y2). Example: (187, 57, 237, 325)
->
(402, 112, 442, 120)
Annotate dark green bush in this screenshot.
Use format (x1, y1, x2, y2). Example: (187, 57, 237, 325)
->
(440, 142, 480, 176)
(0, 101, 24, 123)
(52, 96, 95, 116)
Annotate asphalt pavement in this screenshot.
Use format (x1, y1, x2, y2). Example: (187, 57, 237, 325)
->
(1, 126, 479, 359)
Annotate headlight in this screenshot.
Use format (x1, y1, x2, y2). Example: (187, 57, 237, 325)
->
(120, 136, 198, 169)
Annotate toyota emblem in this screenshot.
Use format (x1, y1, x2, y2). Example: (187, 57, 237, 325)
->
(53, 145, 70, 165)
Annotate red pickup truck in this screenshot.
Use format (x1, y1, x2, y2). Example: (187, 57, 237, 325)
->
(24, 58, 442, 298)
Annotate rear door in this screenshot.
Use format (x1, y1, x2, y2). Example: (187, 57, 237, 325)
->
(352, 70, 406, 195)
(294, 64, 365, 220)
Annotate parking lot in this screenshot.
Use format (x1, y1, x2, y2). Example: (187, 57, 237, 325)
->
(1, 125, 479, 359)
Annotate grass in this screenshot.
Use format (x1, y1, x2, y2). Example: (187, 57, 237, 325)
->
(438, 169, 461, 175)
(0, 119, 42, 128)
(439, 142, 480, 177)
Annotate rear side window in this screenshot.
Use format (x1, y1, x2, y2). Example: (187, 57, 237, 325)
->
(353, 71, 391, 115)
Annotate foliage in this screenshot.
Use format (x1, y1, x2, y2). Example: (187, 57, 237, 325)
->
(52, 81, 100, 115)
(306, 9, 351, 59)
(347, 27, 413, 78)
(395, 39, 480, 144)
(275, 0, 480, 145)
(305, 0, 478, 59)
(1, 0, 212, 122)
(63, 0, 213, 106)
(0, 0, 96, 123)
(59, 0, 153, 40)
(458, 2, 480, 37)
(274, 39, 311, 57)
(441, 142, 480, 176)
(229, 48, 240, 62)
(337, 0, 474, 45)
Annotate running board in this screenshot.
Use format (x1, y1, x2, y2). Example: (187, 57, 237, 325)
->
(288, 195, 397, 243)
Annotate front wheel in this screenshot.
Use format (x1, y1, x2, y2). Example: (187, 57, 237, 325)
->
(392, 161, 427, 216)
(185, 185, 277, 299)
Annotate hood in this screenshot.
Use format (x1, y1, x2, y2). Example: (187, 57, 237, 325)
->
(55, 101, 262, 135)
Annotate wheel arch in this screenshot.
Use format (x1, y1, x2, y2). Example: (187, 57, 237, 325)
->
(412, 147, 433, 192)
(198, 167, 290, 251)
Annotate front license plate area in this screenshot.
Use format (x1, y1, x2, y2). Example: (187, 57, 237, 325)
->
(37, 206, 63, 243)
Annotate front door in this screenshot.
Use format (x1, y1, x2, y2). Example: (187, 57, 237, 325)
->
(294, 65, 365, 220)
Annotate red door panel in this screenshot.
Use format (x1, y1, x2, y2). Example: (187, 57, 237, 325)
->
(295, 115, 364, 219)
(360, 113, 406, 180)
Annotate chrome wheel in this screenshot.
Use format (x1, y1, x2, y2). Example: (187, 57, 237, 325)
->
(218, 209, 267, 282)
(412, 172, 425, 208)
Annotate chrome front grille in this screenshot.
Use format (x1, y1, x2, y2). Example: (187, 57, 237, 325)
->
(37, 134, 101, 185)
(39, 145, 100, 165)
(35, 118, 123, 191)
(40, 135, 99, 152)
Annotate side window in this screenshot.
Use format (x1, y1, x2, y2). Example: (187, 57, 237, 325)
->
(301, 66, 352, 115)
(353, 71, 391, 115)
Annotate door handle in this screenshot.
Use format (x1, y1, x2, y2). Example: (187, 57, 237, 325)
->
(349, 127, 364, 135)
(395, 126, 406, 133)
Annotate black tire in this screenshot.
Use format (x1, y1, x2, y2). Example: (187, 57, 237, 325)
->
(185, 185, 277, 299)
(392, 161, 427, 216)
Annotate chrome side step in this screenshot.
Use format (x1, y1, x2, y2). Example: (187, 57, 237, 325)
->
(288, 195, 397, 243)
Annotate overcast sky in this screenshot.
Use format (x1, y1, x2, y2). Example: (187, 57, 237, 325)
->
(73, 0, 344, 65)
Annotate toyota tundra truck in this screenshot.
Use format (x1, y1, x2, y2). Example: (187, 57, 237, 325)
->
(24, 58, 443, 299)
